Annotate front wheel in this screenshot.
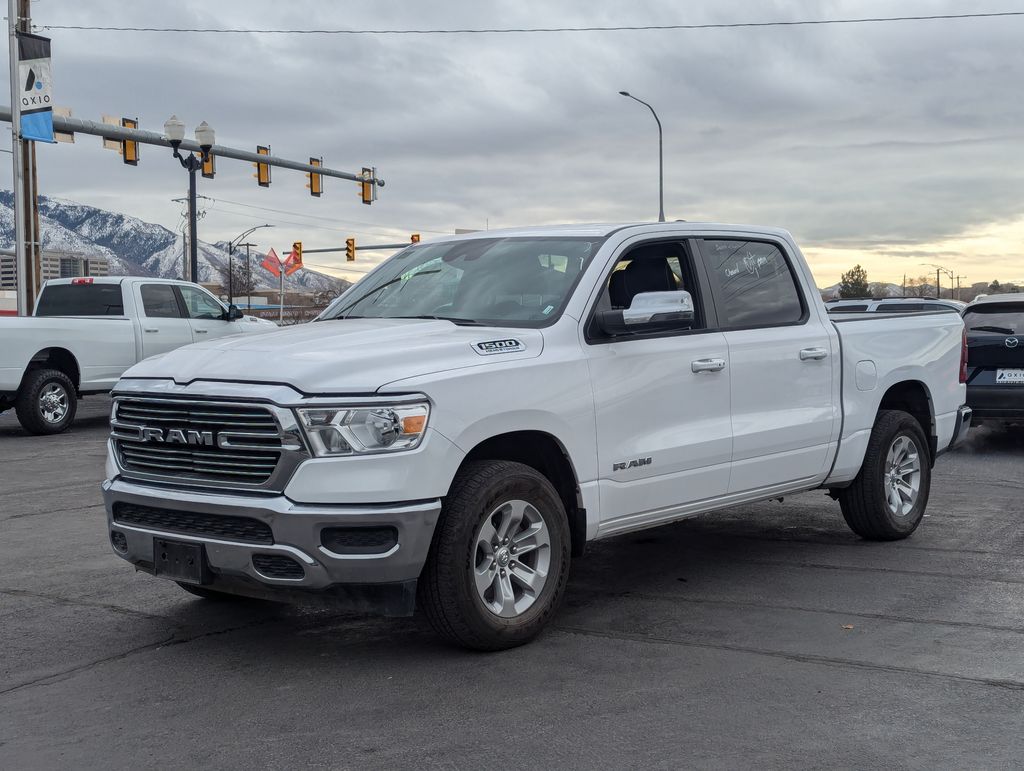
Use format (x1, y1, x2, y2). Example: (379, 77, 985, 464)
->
(419, 460, 571, 651)
(838, 410, 931, 540)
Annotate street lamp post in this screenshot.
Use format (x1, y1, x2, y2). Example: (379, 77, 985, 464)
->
(164, 116, 215, 283)
(619, 91, 665, 222)
(226, 224, 274, 305)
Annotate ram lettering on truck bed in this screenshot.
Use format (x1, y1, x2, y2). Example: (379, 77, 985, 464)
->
(101, 223, 971, 650)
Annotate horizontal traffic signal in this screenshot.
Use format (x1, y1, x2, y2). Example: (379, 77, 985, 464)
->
(254, 145, 271, 187)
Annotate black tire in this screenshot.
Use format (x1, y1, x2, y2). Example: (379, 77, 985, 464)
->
(419, 460, 571, 651)
(15, 368, 78, 435)
(838, 410, 932, 541)
(176, 582, 247, 601)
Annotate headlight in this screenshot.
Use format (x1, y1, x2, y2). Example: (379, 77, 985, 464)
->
(296, 403, 429, 456)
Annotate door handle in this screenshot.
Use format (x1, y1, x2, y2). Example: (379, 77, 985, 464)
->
(691, 358, 726, 373)
(143, 328, 158, 333)
(195, 329, 208, 334)
(800, 347, 828, 361)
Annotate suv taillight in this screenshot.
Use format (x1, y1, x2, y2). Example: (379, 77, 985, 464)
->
(959, 327, 969, 384)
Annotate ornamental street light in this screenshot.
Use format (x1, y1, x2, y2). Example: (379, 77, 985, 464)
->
(164, 115, 215, 283)
(227, 224, 274, 305)
(619, 91, 665, 222)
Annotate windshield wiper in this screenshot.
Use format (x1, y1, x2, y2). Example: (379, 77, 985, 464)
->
(970, 325, 1016, 334)
(392, 315, 484, 326)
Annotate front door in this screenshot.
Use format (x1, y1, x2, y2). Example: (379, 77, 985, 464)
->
(586, 240, 733, 534)
(177, 285, 235, 342)
(136, 283, 193, 359)
(697, 237, 836, 493)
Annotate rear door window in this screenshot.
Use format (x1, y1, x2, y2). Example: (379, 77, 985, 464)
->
(700, 239, 805, 328)
(140, 284, 183, 318)
(34, 283, 124, 316)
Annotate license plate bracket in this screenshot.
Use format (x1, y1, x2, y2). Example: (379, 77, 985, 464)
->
(153, 538, 209, 584)
(996, 368, 1024, 385)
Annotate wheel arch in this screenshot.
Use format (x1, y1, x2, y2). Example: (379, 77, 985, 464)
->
(21, 347, 81, 391)
(456, 430, 586, 557)
(877, 379, 936, 462)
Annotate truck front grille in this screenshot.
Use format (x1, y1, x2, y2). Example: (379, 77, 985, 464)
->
(111, 397, 305, 490)
(112, 502, 273, 544)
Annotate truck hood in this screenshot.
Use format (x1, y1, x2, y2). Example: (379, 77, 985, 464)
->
(123, 318, 544, 393)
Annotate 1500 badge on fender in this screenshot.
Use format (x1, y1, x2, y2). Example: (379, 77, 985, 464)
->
(473, 339, 526, 355)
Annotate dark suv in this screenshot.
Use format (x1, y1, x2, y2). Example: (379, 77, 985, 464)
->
(962, 295, 1024, 422)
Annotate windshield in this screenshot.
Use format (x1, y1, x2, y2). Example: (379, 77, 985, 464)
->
(963, 303, 1024, 334)
(318, 237, 602, 327)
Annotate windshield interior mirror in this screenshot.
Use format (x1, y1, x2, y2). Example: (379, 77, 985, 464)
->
(597, 290, 695, 336)
(225, 304, 244, 321)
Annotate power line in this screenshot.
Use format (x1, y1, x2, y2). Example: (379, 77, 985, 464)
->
(38, 11, 1024, 35)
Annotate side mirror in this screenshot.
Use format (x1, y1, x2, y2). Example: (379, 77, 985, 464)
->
(225, 304, 244, 321)
(597, 290, 695, 336)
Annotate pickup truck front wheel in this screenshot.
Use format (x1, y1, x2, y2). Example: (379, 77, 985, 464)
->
(15, 368, 78, 435)
(838, 410, 931, 540)
(419, 460, 571, 651)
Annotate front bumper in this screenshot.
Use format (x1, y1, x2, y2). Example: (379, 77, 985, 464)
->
(103, 478, 441, 615)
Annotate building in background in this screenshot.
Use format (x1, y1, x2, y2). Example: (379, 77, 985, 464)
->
(40, 251, 110, 281)
(0, 252, 15, 290)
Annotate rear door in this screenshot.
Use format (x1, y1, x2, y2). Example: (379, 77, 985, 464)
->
(697, 237, 836, 493)
(136, 283, 193, 359)
(176, 285, 235, 341)
(586, 238, 733, 532)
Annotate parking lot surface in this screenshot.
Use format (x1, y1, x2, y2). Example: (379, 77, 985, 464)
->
(2, 397, 1023, 768)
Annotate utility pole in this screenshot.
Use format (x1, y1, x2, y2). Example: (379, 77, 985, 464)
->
(8, 0, 38, 315)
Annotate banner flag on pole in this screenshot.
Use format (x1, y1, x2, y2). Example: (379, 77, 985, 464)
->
(261, 248, 282, 278)
(17, 32, 54, 143)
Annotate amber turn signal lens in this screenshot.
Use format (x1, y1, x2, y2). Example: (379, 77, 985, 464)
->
(402, 415, 426, 434)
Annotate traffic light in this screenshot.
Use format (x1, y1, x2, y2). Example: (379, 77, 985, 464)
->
(292, 241, 303, 264)
(346, 238, 356, 262)
(254, 145, 271, 187)
(307, 157, 323, 197)
(202, 152, 216, 179)
(121, 118, 139, 165)
(410, 233, 421, 243)
(360, 167, 375, 205)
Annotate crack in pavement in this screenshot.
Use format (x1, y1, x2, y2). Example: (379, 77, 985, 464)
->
(553, 626, 1024, 692)
(1, 503, 105, 523)
(0, 618, 277, 698)
(568, 587, 1024, 636)
(0, 587, 179, 623)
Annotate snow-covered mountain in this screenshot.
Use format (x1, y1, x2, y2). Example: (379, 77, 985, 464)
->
(0, 191, 348, 293)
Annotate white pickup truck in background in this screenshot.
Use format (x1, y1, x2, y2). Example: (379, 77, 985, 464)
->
(0, 276, 276, 434)
(102, 223, 971, 650)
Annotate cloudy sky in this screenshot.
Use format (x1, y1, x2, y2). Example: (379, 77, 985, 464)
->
(5, 0, 1024, 286)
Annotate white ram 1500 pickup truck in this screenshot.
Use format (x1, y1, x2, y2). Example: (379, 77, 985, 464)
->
(102, 223, 971, 650)
(0, 276, 275, 434)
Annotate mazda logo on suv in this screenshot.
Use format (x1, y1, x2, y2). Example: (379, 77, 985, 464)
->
(1006, 337, 1020, 349)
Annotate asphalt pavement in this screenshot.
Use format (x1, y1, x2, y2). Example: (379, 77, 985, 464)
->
(2, 397, 1023, 769)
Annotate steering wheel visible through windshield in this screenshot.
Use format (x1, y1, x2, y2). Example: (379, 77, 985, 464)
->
(318, 236, 602, 327)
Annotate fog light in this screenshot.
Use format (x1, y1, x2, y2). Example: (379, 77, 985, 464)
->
(321, 526, 398, 555)
(110, 530, 128, 553)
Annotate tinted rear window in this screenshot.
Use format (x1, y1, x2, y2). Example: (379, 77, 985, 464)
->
(963, 303, 1024, 334)
(35, 284, 124, 316)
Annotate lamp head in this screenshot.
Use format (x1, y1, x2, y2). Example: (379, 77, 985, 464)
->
(618, 91, 630, 96)
(194, 121, 215, 152)
(163, 115, 185, 147)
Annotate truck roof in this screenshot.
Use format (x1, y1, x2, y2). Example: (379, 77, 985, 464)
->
(967, 292, 1024, 306)
(42, 276, 186, 288)
(435, 221, 794, 241)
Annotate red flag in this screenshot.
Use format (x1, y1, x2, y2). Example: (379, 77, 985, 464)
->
(261, 248, 281, 278)
(284, 248, 303, 276)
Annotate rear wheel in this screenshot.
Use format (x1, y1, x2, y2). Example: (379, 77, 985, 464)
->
(15, 368, 77, 435)
(419, 460, 571, 651)
(838, 410, 931, 540)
